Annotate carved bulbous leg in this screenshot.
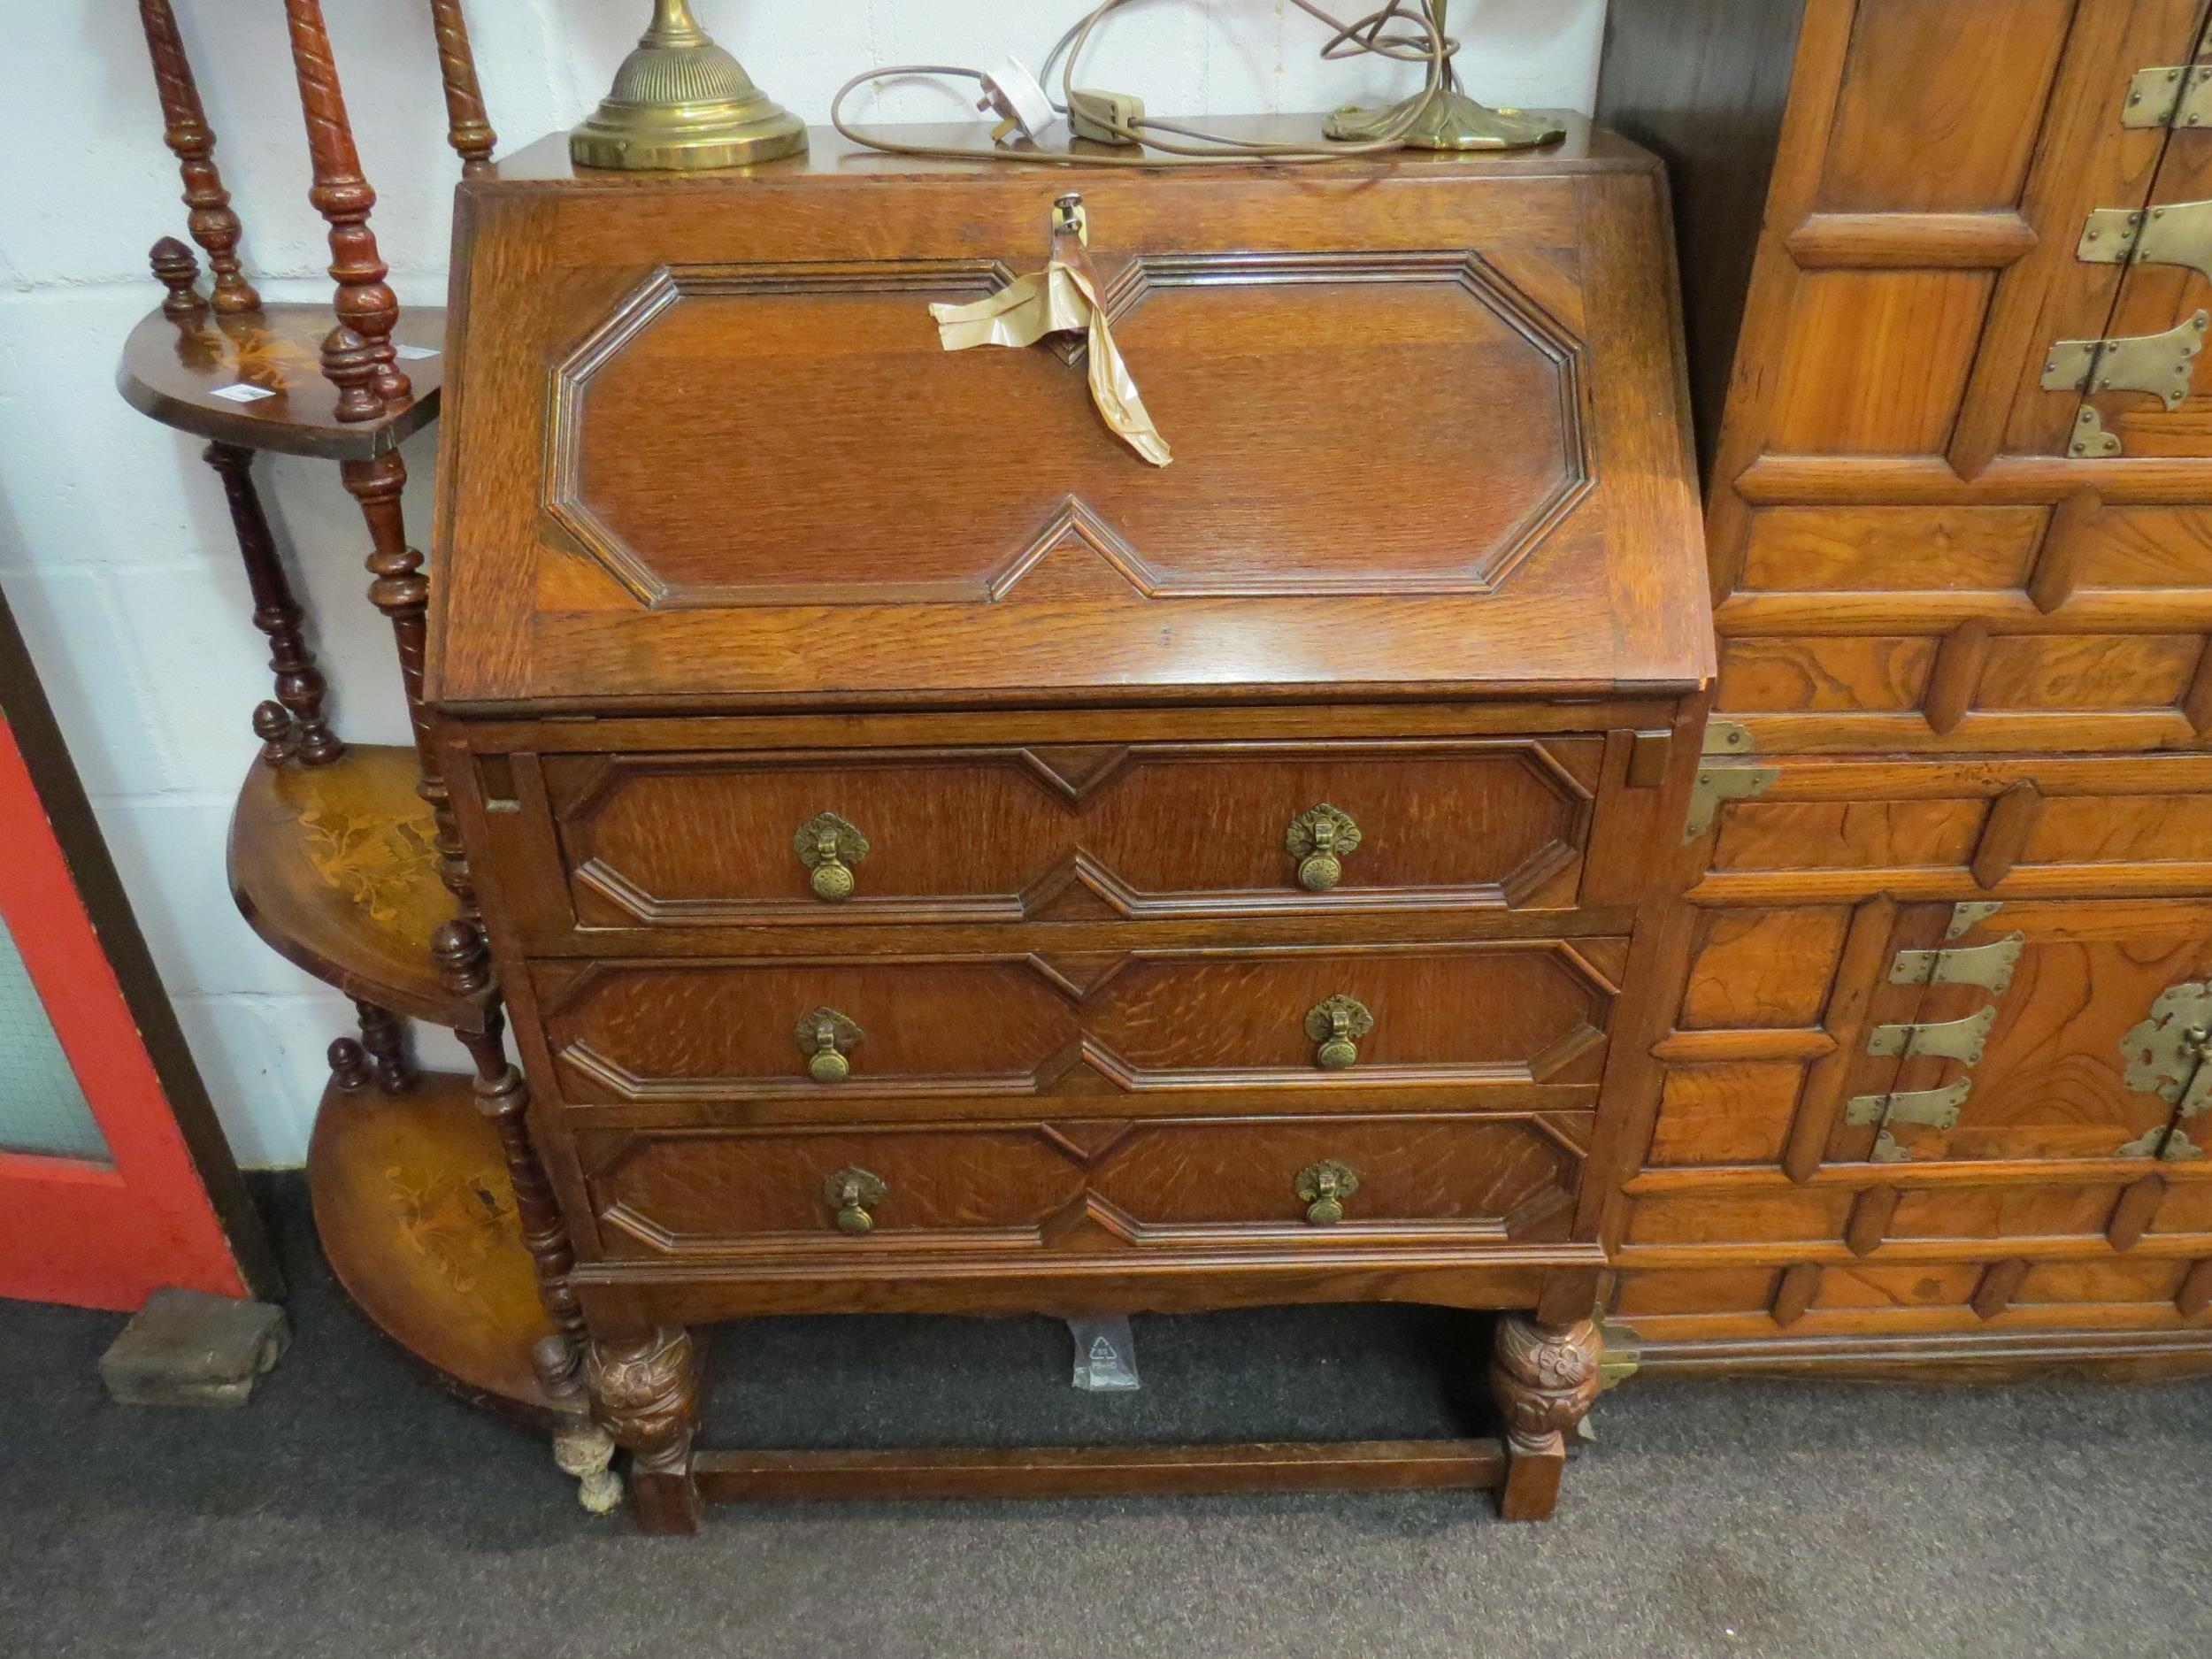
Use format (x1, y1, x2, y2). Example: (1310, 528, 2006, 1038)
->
(1489, 1312, 1603, 1523)
(536, 1333, 621, 1515)
(585, 1326, 703, 1534)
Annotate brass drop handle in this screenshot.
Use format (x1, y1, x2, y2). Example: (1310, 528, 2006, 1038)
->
(825, 1167, 887, 1234)
(1285, 804, 1362, 892)
(795, 1008, 863, 1084)
(795, 811, 869, 902)
(1305, 995, 1375, 1071)
(1294, 1160, 1360, 1225)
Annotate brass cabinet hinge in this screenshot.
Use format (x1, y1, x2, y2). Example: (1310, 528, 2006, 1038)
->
(1888, 933, 2024, 995)
(2041, 311, 2209, 410)
(1682, 719, 1778, 843)
(1946, 900, 2004, 940)
(2078, 201, 2212, 282)
(1866, 1006, 1998, 1064)
(1847, 1079, 1973, 1163)
(2123, 61, 2212, 128)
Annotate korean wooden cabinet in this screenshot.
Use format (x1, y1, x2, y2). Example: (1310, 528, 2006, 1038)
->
(428, 122, 1710, 1528)
(1600, 0, 2212, 1377)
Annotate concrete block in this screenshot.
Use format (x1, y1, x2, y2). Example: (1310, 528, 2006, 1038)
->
(99, 1287, 291, 1409)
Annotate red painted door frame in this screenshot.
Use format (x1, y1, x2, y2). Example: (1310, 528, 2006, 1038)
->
(0, 595, 273, 1310)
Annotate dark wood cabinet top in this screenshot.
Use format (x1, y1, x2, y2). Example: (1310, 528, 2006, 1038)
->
(429, 120, 1709, 714)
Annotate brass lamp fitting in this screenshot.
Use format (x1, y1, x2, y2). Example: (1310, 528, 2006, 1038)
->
(571, 0, 808, 172)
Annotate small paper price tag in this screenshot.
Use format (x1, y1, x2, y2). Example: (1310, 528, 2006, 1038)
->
(393, 344, 440, 360)
(211, 382, 276, 403)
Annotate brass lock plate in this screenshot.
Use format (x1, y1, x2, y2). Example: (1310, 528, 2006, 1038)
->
(2120, 980, 2212, 1114)
(2041, 311, 2209, 410)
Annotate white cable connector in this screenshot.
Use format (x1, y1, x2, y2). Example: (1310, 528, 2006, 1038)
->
(975, 56, 1057, 146)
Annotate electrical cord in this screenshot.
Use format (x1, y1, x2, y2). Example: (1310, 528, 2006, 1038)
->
(829, 0, 1458, 167)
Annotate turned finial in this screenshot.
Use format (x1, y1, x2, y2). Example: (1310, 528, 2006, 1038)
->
(432, 918, 491, 998)
(150, 237, 205, 322)
(326, 1037, 371, 1091)
(252, 701, 297, 767)
(320, 326, 384, 424)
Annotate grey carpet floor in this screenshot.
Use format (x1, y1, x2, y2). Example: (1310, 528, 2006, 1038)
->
(3, 1176, 2209, 1659)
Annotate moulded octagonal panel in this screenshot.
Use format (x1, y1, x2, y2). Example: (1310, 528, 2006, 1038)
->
(546, 253, 1588, 610)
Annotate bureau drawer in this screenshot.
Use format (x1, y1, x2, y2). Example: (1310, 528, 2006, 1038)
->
(539, 739, 1601, 927)
(575, 1112, 1592, 1258)
(535, 940, 1622, 1104)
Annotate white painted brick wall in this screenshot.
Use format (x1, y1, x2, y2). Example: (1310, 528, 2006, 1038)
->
(0, 0, 1605, 1166)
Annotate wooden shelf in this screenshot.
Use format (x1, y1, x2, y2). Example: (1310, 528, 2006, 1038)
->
(308, 1069, 555, 1425)
(228, 744, 488, 1032)
(117, 302, 442, 459)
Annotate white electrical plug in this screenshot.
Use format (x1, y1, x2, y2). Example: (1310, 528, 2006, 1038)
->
(976, 56, 1058, 146)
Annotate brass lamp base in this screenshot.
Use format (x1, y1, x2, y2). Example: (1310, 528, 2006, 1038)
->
(571, 0, 807, 172)
(1325, 85, 1565, 151)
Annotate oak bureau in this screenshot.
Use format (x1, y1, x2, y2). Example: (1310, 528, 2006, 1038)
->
(426, 119, 1710, 1529)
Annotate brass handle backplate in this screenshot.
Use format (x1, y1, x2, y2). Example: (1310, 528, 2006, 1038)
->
(1304, 994, 1375, 1071)
(1285, 803, 1362, 892)
(795, 1008, 863, 1083)
(1294, 1159, 1360, 1225)
(824, 1166, 887, 1234)
(795, 810, 869, 902)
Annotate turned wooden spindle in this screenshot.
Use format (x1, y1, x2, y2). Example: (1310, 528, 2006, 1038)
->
(136, 0, 261, 313)
(426, 0, 498, 177)
(326, 328, 479, 921)
(203, 441, 344, 766)
(435, 921, 589, 1356)
(284, 0, 410, 410)
(352, 1001, 417, 1095)
(149, 237, 205, 323)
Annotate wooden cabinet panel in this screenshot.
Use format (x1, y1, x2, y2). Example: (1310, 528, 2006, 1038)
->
(1647, 1064, 1804, 1166)
(1716, 635, 1936, 712)
(538, 940, 1621, 1104)
(1973, 634, 2205, 711)
(1711, 800, 1981, 872)
(1883, 1184, 2124, 1241)
(1766, 272, 1993, 454)
(1739, 507, 2045, 592)
(1814, 0, 2072, 213)
(578, 1112, 1591, 1259)
(1680, 907, 1848, 1027)
(544, 738, 1599, 927)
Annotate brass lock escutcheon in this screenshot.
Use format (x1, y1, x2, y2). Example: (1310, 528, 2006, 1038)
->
(795, 811, 869, 902)
(1294, 1159, 1360, 1225)
(824, 1166, 887, 1234)
(1284, 803, 1363, 892)
(795, 1008, 863, 1084)
(1304, 995, 1375, 1071)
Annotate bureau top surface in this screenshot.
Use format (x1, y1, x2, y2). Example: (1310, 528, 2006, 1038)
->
(429, 119, 1710, 712)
